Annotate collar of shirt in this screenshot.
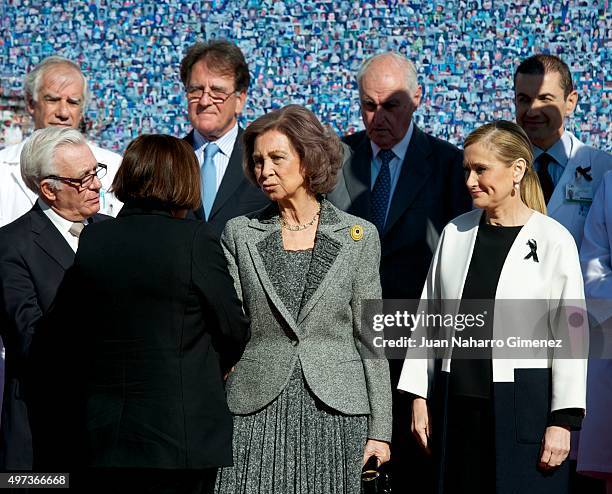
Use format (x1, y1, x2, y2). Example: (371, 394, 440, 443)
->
(369, 120, 414, 189)
(38, 198, 82, 253)
(533, 131, 572, 170)
(532, 131, 573, 187)
(193, 123, 239, 164)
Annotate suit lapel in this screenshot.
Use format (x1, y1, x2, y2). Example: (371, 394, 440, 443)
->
(30, 206, 74, 271)
(210, 127, 245, 220)
(343, 136, 372, 218)
(384, 126, 433, 235)
(246, 236, 302, 336)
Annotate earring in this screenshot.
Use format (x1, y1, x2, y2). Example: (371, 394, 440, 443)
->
(511, 181, 519, 197)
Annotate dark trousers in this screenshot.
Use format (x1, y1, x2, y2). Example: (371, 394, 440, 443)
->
(444, 395, 494, 494)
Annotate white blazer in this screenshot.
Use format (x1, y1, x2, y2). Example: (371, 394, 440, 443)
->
(548, 132, 612, 248)
(0, 138, 123, 227)
(398, 208, 588, 413)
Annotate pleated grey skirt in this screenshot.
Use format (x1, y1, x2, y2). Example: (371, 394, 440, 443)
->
(215, 365, 368, 494)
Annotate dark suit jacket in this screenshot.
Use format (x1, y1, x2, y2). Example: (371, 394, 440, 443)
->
(31, 202, 249, 471)
(0, 203, 108, 470)
(328, 126, 471, 299)
(184, 128, 270, 238)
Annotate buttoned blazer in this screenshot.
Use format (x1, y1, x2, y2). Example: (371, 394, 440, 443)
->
(328, 126, 472, 299)
(184, 128, 269, 238)
(0, 203, 108, 470)
(0, 139, 123, 227)
(398, 208, 587, 412)
(221, 200, 392, 442)
(547, 132, 612, 247)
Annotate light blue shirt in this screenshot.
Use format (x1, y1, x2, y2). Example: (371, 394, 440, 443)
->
(533, 131, 573, 187)
(192, 123, 239, 193)
(369, 121, 414, 223)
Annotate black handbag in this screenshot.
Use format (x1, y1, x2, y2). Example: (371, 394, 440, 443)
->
(361, 457, 392, 494)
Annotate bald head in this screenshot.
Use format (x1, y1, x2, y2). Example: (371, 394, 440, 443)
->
(357, 52, 422, 149)
(357, 52, 419, 95)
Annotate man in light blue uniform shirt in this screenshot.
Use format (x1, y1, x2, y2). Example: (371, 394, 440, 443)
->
(514, 54, 612, 247)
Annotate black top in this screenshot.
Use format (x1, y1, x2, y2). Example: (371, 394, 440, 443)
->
(450, 219, 522, 399)
(449, 216, 582, 429)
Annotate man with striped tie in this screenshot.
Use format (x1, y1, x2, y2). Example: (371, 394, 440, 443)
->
(180, 40, 268, 238)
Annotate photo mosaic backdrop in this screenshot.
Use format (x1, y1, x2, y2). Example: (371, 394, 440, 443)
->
(0, 0, 609, 152)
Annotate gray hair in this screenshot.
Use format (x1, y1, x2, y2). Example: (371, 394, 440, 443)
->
(21, 127, 87, 193)
(23, 56, 90, 110)
(357, 52, 419, 94)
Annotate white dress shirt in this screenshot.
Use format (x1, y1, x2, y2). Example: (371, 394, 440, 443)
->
(39, 199, 83, 253)
(532, 131, 573, 187)
(369, 121, 414, 223)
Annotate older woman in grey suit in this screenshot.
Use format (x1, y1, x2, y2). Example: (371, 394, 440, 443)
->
(215, 105, 392, 494)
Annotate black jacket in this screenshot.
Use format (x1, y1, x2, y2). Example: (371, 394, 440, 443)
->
(0, 203, 108, 471)
(30, 202, 249, 471)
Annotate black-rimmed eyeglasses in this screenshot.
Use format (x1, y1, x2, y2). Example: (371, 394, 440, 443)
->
(185, 85, 236, 105)
(44, 163, 107, 189)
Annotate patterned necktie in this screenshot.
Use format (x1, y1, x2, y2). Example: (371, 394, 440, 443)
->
(371, 149, 395, 234)
(201, 143, 220, 220)
(537, 153, 555, 204)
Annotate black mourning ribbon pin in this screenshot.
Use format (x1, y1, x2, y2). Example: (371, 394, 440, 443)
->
(524, 239, 539, 263)
(576, 166, 593, 181)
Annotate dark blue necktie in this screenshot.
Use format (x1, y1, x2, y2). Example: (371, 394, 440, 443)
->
(371, 149, 395, 234)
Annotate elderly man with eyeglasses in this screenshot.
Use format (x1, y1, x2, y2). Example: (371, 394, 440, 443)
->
(0, 127, 111, 471)
(0, 55, 122, 229)
(181, 39, 268, 237)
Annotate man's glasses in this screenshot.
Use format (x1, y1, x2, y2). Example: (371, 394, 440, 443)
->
(44, 163, 107, 189)
(185, 85, 236, 105)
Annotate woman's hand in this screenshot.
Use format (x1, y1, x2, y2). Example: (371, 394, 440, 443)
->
(412, 397, 431, 454)
(223, 366, 235, 381)
(538, 425, 571, 470)
(363, 439, 391, 466)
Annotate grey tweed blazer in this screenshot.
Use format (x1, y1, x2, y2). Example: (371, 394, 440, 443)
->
(221, 199, 392, 442)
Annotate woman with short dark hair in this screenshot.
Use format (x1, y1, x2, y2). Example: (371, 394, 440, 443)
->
(33, 134, 249, 494)
(215, 105, 392, 494)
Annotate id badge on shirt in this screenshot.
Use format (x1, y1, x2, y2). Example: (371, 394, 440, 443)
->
(565, 166, 593, 204)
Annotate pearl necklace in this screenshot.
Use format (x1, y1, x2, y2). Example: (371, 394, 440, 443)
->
(279, 203, 321, 231)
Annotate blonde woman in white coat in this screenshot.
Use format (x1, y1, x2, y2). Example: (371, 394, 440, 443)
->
(399, 121, 587, 494)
